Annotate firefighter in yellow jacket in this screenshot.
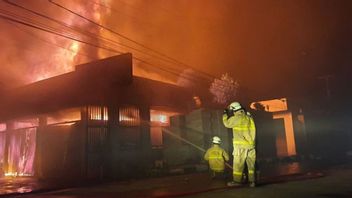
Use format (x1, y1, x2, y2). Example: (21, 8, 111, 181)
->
(223, 102, 256, 187)
(204, 136, 230, 179)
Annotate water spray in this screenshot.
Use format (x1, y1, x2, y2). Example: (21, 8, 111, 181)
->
(162, 127, 233, 170)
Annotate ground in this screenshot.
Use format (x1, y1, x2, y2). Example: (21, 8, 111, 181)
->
(1, 162, 351, 198)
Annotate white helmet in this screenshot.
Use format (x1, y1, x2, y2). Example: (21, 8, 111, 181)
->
(212, 136, 221, 144)
(229, 102, 242, 111)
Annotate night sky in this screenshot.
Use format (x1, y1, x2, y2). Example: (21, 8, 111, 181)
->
(0, 0, 351, 100)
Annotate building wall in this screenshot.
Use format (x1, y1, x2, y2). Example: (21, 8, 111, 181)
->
(36, 123, 85, 179)
(163, 109, 231, 168)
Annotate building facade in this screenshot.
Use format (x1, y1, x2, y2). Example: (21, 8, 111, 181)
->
(0, 53, 194, 179)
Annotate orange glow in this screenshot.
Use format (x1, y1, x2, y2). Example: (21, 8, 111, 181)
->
(251, 97, 296, 157)
(250, 98, 288, 112)
(32, 40, 81, 82)
(47, 108, 82, 125)
(27, 0, 111, 83)
(193, 96, 202, 108)
(12, 118, 39, 130)
(0, 123, 6, 132)
(133, 64, 178, 86)
(150, 109, 180, 126)
(150, 109, 180, 146)
(88, 106, 108, 121)
(273, 112, 296, 156)
(119, 106, 140, 126)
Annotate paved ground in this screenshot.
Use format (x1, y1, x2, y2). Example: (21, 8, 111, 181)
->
(1, 161, 351, 198)
(185, 165, 352, 198)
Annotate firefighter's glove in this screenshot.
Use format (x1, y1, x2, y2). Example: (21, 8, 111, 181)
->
(224, 109, 234, 117)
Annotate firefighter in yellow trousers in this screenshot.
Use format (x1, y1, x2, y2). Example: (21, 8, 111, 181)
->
(223, 102, 256, 187)
(204, 136, 230, 179)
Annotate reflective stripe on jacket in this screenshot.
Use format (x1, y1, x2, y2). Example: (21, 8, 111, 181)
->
(223, 110, 256, 149)
(204, 144, 230, 172)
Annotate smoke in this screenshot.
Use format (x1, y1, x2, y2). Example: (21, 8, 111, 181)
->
(0, 0, 111, 88)
(209, 73, 240, 105)
(0, 0, 350, 97)
(176, 69, 196, 88)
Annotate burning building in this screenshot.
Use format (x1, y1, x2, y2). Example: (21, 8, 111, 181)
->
(0, 53, 194, 179)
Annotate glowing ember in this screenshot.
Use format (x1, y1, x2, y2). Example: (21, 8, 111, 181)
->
(47, 107, 82, 125)
(0, 123, 6, 132)
(6, 127, 36, 177)
(4, 172, 32, 177)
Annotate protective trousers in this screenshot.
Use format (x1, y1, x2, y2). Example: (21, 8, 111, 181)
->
(232, 147, 256, 183)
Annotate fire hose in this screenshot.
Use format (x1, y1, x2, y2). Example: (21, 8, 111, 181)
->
(162, 128, 233, 170)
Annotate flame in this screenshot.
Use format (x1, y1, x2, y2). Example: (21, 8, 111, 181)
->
(26, 0, 110, 83)
(5, 172, 32, 177)
(0, 123, 6, 132)
(23, 0, 180, 87)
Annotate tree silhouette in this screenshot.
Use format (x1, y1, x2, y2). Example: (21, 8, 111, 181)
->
(209, 73, 239, 105)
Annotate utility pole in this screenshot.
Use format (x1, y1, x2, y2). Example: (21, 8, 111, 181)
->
(317, 74, 334, 99)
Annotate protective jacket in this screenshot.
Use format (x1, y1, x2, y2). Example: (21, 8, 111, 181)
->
(223, 110, 257, 183)
(222, 111, 256, 149)
(204, 144, 230, 172)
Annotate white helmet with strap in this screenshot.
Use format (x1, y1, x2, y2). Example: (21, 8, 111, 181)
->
(229, 101, 242, 111)
(212, 136, 221, 144)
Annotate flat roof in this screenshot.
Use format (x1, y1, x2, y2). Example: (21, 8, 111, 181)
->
(0, 53, 193, 121)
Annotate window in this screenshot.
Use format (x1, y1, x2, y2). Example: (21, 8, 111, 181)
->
(0, 123, 6, 132)
(150, 113, 169, 126)
(119, 106, 140, 126)
(88, 106, 108, 121)
(12, 118, 39, 130)
(149, 109, 180, 147)
(47, 108, 81, 125)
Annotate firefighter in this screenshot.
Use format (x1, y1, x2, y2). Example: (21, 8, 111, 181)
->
(204, 136, 230, 179)
(223, 102, 257, 187)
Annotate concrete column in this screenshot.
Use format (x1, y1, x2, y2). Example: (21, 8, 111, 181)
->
(80, 106, 88, 178)
(34, 116, 47, 178)
(3, 121, 13, 174)
(139, 106, 152, 172)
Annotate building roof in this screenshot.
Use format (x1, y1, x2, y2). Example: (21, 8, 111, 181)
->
(0, 53, 193, 121)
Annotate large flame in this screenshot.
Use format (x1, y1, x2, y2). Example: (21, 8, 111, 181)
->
(30, 0, 177, 86)
(0, 0, 180, 87)
(25, 0, 111, 83)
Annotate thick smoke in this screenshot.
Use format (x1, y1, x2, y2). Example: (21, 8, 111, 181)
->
(0, 0, 350, 96)
(0, 0, 110, 88)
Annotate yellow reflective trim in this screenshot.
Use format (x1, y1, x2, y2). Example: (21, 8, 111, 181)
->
(233, 171, 242, 176)
(212, 168, 224, 171)
(208, 157, 222, 159)
(234, 126, 255, 130)
(234, 127, 248, 130)
(233, 141, 254, 145)
(248, 170, 255, 174)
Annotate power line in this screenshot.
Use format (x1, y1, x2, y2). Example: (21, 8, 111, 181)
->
(0, 14, 196, 84)
(48, 0, 214, 81)
(0, 9, 124, 54)
(4, 0, 207, 82)
(0, 4, 217, 86)
(9, 21, 98, 61)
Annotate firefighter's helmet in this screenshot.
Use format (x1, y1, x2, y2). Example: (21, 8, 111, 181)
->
(229, 102, 242, 111)
(212, 136, 221, 144)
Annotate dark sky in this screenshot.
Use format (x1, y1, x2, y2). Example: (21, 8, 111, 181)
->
(0, 0, 351, 99)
